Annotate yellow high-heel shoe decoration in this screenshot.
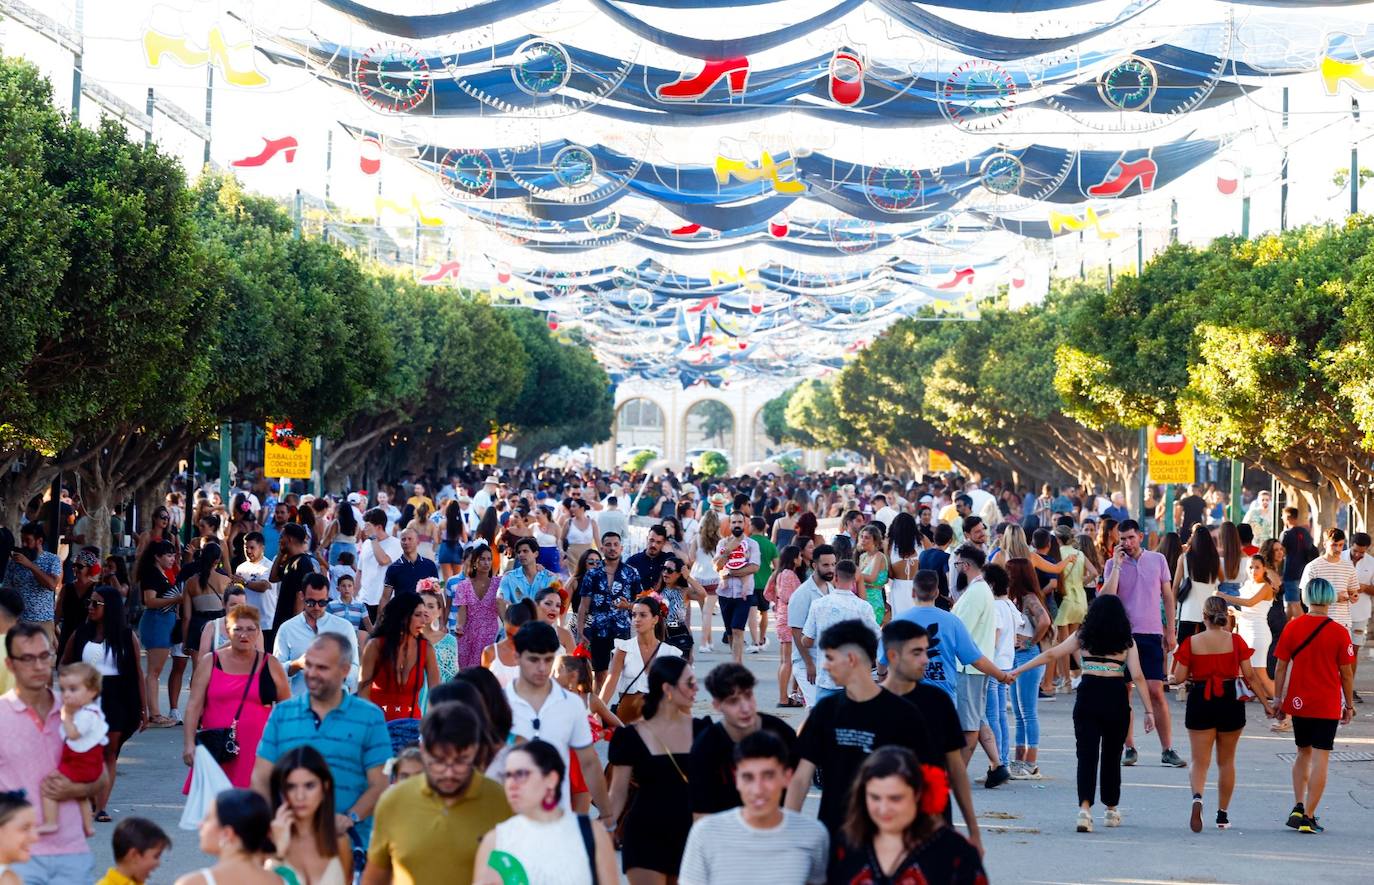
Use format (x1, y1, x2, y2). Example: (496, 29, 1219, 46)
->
(375, 196, 444, 227)
(143, 27, 268, 88)
(1321, 56, 1374, 95)
(714, 152, 806, 194)
(1048, 207, 1118, 240)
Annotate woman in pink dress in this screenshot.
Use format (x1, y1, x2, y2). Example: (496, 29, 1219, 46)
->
(452, 543, 501, 669)
(182, 604, 290, 789)
(766, 545, 806, 708)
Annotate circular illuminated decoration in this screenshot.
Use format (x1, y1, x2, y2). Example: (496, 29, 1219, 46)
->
(849, 294, 875, 316)
(939, 61, 1017, 132)
(627, 287, 653, 312)
(1097, 57, 1158, 111)
(552, 145, 596, 188)
(437, 148, 495, 199)
(790, 298, 831, 325)
(828, 219, 879, 255)
(979, 152, 1024, 195)
(864, 166, 924, 213)
(584, 212, 620, 234)
(353, 42, 431, 114)
(512, 39, 572, 96)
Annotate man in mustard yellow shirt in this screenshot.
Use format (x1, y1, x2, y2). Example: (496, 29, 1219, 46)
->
(364, 703, 511, 885)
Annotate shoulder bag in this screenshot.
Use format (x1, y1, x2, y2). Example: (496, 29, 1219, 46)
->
(611, 641, 662, 724)
(1276, 618, 1334, 706)
(195, 651, 261, 763)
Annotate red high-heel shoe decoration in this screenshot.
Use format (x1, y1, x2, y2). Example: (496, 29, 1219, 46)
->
(1087, 157, 1157, 197)
(420, 260, 461, 283)
(936, 267, 975, 289)
(829, 48, 864, 107)
(686, 296, 721, 313)
(656, 57, 749, 102)
(670, 223, 703, 237)
(232, 135, 297, 167)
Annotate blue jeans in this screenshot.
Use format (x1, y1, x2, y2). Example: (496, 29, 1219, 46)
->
(1011, 646, 1044, 750)
(816, 686, 845, 704)
(984, 679, 1009, 764)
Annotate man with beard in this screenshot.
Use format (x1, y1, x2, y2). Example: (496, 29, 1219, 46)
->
(255, 633, 390, 845)
(787, 545, 837, 706)
(364, 702, 512, 885)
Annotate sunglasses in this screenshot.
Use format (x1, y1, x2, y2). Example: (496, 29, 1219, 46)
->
(303, 598, 329, 608)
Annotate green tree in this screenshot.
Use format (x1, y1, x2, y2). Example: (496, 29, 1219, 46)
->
(783, 379, 854, 451)
(696, 450, 730, 477)
(760, 386, 795, 446)
(626, 448, 657, 473)
(502, 312, 613, 461)
(694, 400, 734, 449)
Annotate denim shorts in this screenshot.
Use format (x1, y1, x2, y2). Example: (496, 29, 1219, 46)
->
(138, 607, 176, 650)
(718, 596, 752, 635)
(9, 852, 93, 885)
(328, 540, 358, 566)
(1282, 579, 1302, 604)
(436, 540, 464, 565)
(956, 673, 989, 731)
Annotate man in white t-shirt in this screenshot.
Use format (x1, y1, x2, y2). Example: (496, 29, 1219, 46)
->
(801, 560, 877, 701)
(471, 475, 499, 517)
(1343, 531, 1374, 701)
(358, 509, 402, 620)
(1299, 527, 1360, 632)
(236, 531, 277, 629)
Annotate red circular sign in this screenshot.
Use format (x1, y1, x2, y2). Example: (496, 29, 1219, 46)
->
(1153, 428, 1187, 456)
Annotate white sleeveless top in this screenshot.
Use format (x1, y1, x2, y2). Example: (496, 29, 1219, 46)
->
(81, 640, 120, 676)
(487, 645, 520, 688)
(533, 527, 558, 547)
(1236, 578, 1273, 624)
(565, 518, 595, 546)
(491, 813, 593, 885)
(692, 541, 719, 584)
(1177, 559, 1218, 623)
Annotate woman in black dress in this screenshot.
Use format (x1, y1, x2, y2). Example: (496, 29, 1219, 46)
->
(61, 585, 146, 822)
(832, 746, 987, 885)
(607, 656, 707, 884)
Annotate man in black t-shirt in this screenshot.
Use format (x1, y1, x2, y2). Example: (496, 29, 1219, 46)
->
(626, 524, 670, 592)
(784, 619, 940, 837)
(689, 663, 797, 818)
(1175, 484, 1208, 538)
(880, 619, 982, 855)
(268, 523, 315, 649)
(1279, 506, 1317, 618)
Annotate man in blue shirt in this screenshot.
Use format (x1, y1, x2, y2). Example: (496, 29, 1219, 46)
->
(882, 570, 1005, 702)
(499, 537, 556, 606)
(254, 633, 391, 845)
(576, 532, 642, 686)
(380, 528, 439, 610)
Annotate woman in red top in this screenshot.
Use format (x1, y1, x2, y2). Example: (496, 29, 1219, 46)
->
(1170, 596, 1274, 832)
(1272, 577, 1357, 834)
(359, 594, 440, 722)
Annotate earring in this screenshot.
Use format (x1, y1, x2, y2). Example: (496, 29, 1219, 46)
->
(541, 788, 559, 811)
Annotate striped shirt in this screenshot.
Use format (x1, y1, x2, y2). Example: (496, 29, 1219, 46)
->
(1300, 556, 1360, 627)
(679, 809, 828, 885)
(258, 693, 391, 841)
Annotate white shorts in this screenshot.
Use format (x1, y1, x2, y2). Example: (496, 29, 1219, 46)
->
(793, 664, 817, 706)
(170, 642, 188, 659)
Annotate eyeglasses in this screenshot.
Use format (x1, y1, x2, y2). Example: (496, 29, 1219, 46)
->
(303, 598, 329, 608)
(502, 768, 535, 784)
(229, 625, 259, 634)
(424, 753, 477, 773)
(11, 652, 53, 666)
(87, 598, 105, 607)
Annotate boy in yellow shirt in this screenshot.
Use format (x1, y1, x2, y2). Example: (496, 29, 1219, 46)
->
(96, 817, 170, 885)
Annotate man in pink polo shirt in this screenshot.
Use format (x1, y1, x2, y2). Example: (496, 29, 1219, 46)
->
(0, 622, 107, 883)
(1101, 519, 1186, 769)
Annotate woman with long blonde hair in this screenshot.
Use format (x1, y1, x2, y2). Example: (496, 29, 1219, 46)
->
(690, 510, 722, 653)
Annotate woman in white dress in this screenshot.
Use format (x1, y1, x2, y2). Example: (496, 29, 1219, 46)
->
(1227, 555, 1279, 699)
(473, 740, 618, 885)
(599, 596, 682, 722)
(886, 513, 921, 618)
(688, 511, 722, 653)
(267, 746, 350, 885)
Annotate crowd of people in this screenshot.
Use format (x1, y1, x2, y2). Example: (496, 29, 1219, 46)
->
(0, 467, 1365, 883)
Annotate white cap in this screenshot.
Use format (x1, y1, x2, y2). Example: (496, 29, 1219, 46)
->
(346, 492, 362, 504)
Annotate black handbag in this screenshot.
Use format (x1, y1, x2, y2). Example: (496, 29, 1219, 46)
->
(195, 651, 260, 764)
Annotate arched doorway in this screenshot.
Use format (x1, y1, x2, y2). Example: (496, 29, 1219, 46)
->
(684, 400, 735, 469)
(615, 398, 665, 466)
(752, 407, 777, 461)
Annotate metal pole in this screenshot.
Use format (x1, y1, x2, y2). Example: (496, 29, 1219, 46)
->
(219, 422, 232, 510)
(1136, 221, 1144, 274)
(1137, 428, 1149, 522)
(47, 474, 62, 555)
(1169, 199, 1178, 244)
(70, 0, 83, 116)
(324, 129, 333, 202)
(1352, 98, 1361, 216)
(294, 189, 303, 239)
(1229, 460, 1244, 523)
(1163, 483, 1176, 534)
(203, 64, 213, 168)
(1241, 169, 1251, 239)
(1270, 475, 1281, 540)
(314, 436, 325, 497)
(144, 88, 154, 149)
(1281, 87, 1289, 231)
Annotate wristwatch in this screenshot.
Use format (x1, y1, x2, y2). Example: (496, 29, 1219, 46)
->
(346, 811, 361, 827)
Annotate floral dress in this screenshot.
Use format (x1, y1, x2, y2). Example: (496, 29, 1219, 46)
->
(451, 575, 501, 669)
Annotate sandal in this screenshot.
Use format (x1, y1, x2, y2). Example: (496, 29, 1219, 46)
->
(94, 810, 112, 823)
(149, 715, 178, 728)
(777, 699, 804, 708)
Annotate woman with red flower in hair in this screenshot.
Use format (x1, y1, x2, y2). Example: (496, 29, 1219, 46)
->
(831, 746, 987, 885)
(599, 593, 682, 724)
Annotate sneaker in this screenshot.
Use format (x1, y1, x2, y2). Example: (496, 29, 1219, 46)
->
(1010, 762, 1042, 780)
(1071, 674, 1083, 690)
(1104, 808, 1122, 828)
(1190, 798, 1203, 833)
(1216, 810, 1230, 830)
(984, 765, 1011, 789)
(746, 643, 762, 655)
(1355, 690, 1364, 704)
(1076, 809, 1093, 833)
(1298, 815, 1324, 834)
(1162, 748, 1188, 768)
(1039, 690, 1057, 702)
(698, 643, 713, 654)
(1122, 747, 1138, 766)
(1286, 803, 1305, 829)
(1271, 718, 1293, 733)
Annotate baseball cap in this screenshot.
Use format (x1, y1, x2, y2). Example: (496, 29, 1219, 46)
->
(347, 492, 362, 505)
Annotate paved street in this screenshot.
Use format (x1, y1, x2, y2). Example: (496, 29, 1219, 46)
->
(99, 636, 1374, 884)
